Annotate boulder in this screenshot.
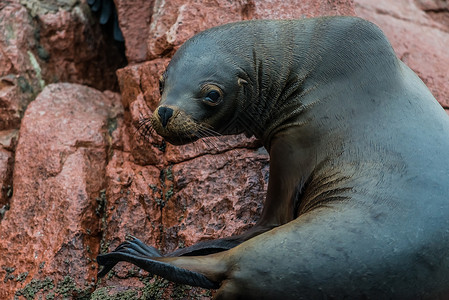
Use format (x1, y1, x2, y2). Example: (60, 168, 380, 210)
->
(0, 83, 122, 300)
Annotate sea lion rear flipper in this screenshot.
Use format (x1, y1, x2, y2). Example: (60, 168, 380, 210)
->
(97, 237, 220, 289)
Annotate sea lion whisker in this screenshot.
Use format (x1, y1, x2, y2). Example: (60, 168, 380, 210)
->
(195, 131, 219, 151)
(135, 118, 149, 134)
(198, 126, 222, 139)
(191, 130, 216, 153)
(199, 127, 245, 159)
(134, 117, 155, 142)
(198, 138, 215, 151)
(197, 126, 224, 150)
(196, 123, 223, 138)
(203, 136, 222, 152)
(142, 122, 155, 139)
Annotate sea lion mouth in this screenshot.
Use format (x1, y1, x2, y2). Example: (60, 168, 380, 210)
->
(149, 108, 214, 146)
(153, 124, 200, 146)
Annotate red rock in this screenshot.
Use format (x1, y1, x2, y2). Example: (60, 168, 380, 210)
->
(164, 135, 262, 164)
(0, 3, 38, 76)
(0, 83, 122, 300)
(355, 0, 449, 107)
(0, 3, 43, 129)
(0, 1, 125, 93)
(0, 0, 125, 150)
(0, 76, 31, 131)
(162, 149, 269, 252)
(416, 0, 449, 10)
(0, 129, 18, 151)
(102, 150, 162, 252)
(251, 0, 356, 18)
(94, 150, 163, 289)
(114, 0, 154, 63)
(36, 2, 126, 91)
(117, 59, 169, 112)
(116, 59, 170, 166)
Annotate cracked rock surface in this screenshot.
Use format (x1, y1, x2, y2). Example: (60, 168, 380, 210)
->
(0, 83, 122, 299)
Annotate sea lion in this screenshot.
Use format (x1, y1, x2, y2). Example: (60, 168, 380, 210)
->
(97, 16, 449, 299)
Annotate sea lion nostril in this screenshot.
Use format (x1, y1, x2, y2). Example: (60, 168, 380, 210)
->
(158, 106, 174, 127)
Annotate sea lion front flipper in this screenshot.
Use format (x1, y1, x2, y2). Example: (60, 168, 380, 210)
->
(97, 226, 272, 277)
(97, 236, 162, 277)
(167, 223, 277, 257)
(97, 237, 220, 289)
(167, 238, 241, 257)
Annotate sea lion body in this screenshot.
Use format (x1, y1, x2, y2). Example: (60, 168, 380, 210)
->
(98, 17, 449, 299)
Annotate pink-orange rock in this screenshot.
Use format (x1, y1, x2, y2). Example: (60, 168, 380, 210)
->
(0, 3, 38, 77)
(355, 0, 449, 107)
(250, 0, 356, 18)
(35, 1, 126, 91)
(0, 1, 125, 94)
(146, 0, 356, 59)
(94, 149, 163, 290)
(116, 59, 170, 166)
(0, 0, 125, 139)
(102, 150, 162, 256)
(164, 135, 262, 164)
(162, 149, 269, 252)
(0, 76, 32, 131)
(415, 0, 449, 28)
(0, 129, 18, 151)
(114, 0, 154, 63)
(117, 59, 169, 112)
(0, 3, 44, 129)
(0, 83, 122, 300)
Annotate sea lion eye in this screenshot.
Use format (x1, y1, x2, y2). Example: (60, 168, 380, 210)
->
(202, 86, 223, 106)
(205, 90, 220, 102)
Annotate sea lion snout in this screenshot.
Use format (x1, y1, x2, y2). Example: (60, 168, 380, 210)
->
(151, 105, 201, 145)
(157, 106, 174, 127)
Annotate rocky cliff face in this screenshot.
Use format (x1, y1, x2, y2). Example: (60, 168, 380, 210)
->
(0, 0, 447, 299)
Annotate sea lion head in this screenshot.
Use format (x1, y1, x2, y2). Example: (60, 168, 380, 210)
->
(150, 30, 250, 145)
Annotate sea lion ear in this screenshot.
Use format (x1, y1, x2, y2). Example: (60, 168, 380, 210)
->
(238, 78, 248, 86)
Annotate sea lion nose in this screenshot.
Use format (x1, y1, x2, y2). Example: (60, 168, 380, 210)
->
(158, 106, 174, 127)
